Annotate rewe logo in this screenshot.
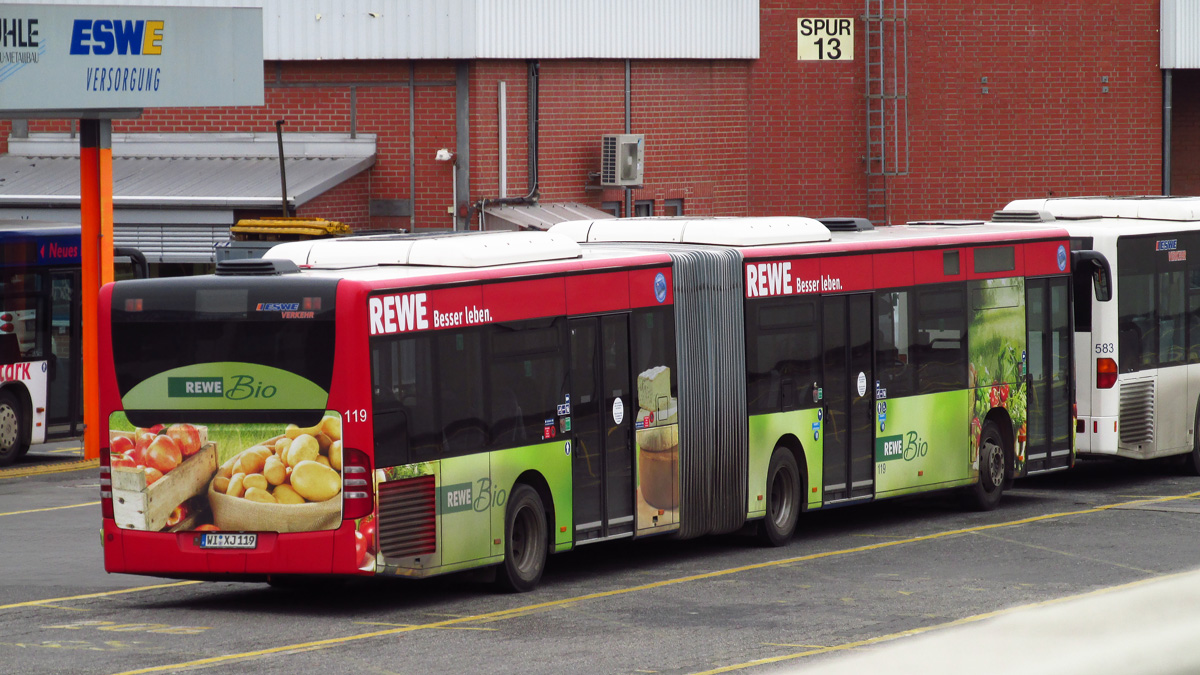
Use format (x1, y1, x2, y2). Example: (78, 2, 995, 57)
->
(168, 377, 223, 397)
(369, 292, 429, 335)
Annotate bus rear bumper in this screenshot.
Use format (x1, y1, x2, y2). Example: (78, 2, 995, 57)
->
(102, 519, 367, 580)
(1075, 415, 1119, 456)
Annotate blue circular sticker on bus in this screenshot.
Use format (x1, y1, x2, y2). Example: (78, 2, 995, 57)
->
(654, 272, 667, 303)
(1057, 244, 1067, 271)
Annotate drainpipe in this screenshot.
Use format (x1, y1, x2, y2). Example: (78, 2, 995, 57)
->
(625, 58, 631, 218)
(1164, 69, 1173, 196)
(275, 120, 289, 217)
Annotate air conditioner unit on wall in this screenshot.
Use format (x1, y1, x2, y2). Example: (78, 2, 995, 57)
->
(600, 134, 644, 187)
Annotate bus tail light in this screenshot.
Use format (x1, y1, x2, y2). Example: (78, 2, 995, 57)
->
(99, 450, 114, 519)
(341, 447, 374, 520)
(1096, 358, 1117, 389)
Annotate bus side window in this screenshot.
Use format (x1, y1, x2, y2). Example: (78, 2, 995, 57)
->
(1116, 240, 1156, 373)
(1189, 267, 1200, 362)
(746, 299, 819, 414)
(370, 338, 412, 468)
(875, 290, 914, 398)
(486, 320, 564, 449)
(1159, 267, 1187, 366)
(437, 330, 488, 454)
(0, 332, 18, 363)
(913, 286, 968, 394)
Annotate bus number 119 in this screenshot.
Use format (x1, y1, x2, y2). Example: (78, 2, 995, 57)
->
(344, 408, 368, 423)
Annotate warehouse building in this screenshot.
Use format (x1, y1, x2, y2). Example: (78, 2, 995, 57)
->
(0, 0, 1192, 268)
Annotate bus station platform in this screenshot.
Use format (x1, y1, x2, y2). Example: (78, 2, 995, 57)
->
(796, 567, 1200, 675)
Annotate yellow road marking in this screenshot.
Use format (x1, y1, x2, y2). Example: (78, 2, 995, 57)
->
(351, 621, 497, 631)
(108, 489, 1200, 675)
(0, 458, 98, 479)
(49, 446, 84, 454)
(0, 581, 202, 610)
(0, 501, 99, 517)
(762, 644, 828, 648)
(689, 568, 1200, 674)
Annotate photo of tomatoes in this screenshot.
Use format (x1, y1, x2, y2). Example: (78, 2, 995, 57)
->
(356, 515, 377, 569)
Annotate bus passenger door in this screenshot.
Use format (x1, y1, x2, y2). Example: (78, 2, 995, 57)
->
(822, 294, 876, 503)
(47, 270, 82, 437)
(1026, 278, 1073, 471)
(569, 315, 635, 542)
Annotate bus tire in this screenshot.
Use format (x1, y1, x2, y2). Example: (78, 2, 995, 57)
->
(758, 447, 801, 547)
(967, 420, 1006, 511)
(496, 484, 548, 593)
(0, 390, 28, 467)
(1187, 413, 1200, 476)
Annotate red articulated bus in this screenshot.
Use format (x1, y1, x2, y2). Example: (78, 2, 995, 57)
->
(98, 216, 1081, 591)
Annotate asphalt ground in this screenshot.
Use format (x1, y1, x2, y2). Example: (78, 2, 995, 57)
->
(3, 445, 1200, 674)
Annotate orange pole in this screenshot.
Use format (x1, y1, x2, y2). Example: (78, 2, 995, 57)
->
(81, 120, 114, 461)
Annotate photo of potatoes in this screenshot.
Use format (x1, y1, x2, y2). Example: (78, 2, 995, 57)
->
(109, 412, 345, 533)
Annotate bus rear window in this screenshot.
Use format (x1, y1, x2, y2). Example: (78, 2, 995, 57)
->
(110, 278, 337, 397)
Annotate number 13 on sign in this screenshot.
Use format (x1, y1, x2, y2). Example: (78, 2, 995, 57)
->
(797, 18, 855, 61)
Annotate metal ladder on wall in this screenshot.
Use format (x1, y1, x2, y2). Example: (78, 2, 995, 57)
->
(864, 0, 909, 226)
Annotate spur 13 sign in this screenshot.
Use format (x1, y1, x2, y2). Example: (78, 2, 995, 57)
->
(0, 4, 262, 114)
(796, 18, 854, 61)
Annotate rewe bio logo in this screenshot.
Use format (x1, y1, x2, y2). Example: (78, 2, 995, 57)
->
(167, 375, 277, 400)
(875, 431, 930, 463)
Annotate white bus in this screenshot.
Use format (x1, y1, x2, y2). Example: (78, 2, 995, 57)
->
(997, 197, 1200, 469)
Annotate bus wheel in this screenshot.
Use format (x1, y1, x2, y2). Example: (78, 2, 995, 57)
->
(967, 421, 1006, 511)
(496, 484, 548, 593)
(1187, 414, 1200, 476)
(758, 448, 801, 546)
(0, 391, 28, 467)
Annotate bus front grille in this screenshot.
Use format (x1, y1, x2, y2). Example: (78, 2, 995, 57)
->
(1118, 379, 1155, 446)
(377, 474, 437, 559)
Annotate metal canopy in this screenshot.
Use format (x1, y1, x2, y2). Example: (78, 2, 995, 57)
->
(482, 202, 615, 231)
(0, 132, 376, 209)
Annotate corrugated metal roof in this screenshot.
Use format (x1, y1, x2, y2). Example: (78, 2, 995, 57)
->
(0, 133, 375, 209)
(1163, 0, 1200, 69)
(482, 202, 615, 231)
(16, 0, 758, 60)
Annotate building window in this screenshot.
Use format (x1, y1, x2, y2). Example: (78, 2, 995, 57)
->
(601, 201, 623, 218)
(664, 199, 684, 217)
(634, 200, 654, 217)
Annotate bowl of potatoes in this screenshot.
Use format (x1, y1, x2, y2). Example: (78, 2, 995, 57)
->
(207, 416, 345, 533)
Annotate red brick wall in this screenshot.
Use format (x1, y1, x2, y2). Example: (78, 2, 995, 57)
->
(296, 170, 371, 231)
(469, 61, 534, 219)
(466, 60, 752, 220)
(755, 0, 1162, 223)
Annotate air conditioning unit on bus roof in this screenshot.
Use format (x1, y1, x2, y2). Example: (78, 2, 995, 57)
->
(600, 134, 644, 187)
